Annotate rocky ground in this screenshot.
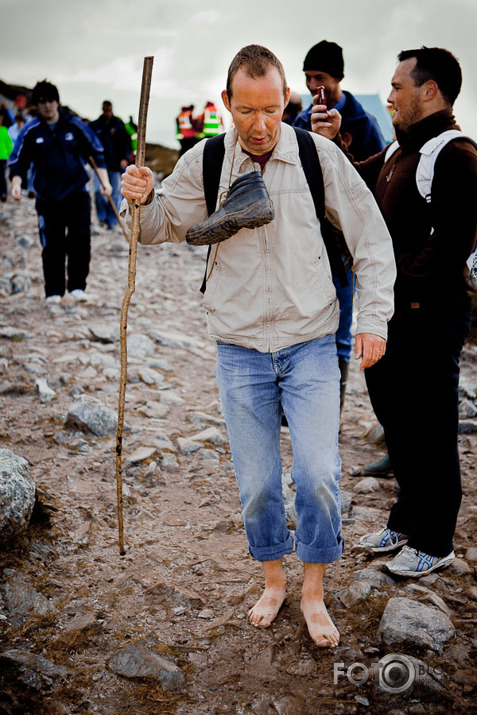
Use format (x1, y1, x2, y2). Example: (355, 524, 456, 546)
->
(0, 182, 476, 715)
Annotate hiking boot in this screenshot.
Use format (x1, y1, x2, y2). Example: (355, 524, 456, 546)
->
(359, 527, 408, 553)
(386, 545, 455, 578)
(363, 453, 393, 477)
(186, 170, 275, 246)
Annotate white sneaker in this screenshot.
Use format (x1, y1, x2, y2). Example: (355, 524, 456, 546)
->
(45, 294, 62, 304)
(387, 545, 455, 578)
(359, 527, 408, 553)
(70, 289, 87, 302)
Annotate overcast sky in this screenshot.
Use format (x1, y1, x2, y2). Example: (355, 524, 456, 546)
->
(1, 0, 476, 148)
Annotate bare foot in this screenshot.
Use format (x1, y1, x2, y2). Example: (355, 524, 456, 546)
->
(301, 562, 340, 648)
(301, 595, 340, 648)
(248, 558, 287, 629)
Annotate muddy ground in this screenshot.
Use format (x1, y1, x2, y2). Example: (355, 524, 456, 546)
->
(0, 180, 476, 715)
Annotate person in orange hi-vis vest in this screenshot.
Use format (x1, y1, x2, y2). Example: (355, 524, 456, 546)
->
(175, 105, 198, 157)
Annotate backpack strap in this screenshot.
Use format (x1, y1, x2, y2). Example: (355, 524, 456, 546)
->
(199, 134, 226, 293)
(416, 130, 475, 202)
(293, 127, 349, 286)
(384, 140, 400, 163)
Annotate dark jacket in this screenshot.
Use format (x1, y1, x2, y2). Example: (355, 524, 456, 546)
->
(294, 90, 386, 161)
(8, 108, 106, 201)
(355, 109, 477, 313)
(89, 114, 131, 171)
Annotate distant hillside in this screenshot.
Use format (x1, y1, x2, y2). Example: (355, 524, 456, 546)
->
(145, 142, 179, 179)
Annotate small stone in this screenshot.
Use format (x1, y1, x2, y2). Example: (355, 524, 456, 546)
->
(354, 567, 395, 587)
(0, 649, 69, 689)
(149, 329, 197, 349)
(353, 477, 381, 494)
(108, 643, 184, 692)
(128, 333, 155, 357)
(465, 547, 477, 565)
(198, 609, 214, 619)
(35, 377, 56, 403)
(364, 423, 385, 444)
(1, 571, 51, 621)
(88, 323, 119, 343)
(65, 394, 117, 436)
(177, 437, 201, 455)
(159, 453, 179, 471)
(339, 580, 373, 607)
(341, 490, 352, 515)
(138, 367, 164, 385)
(190, 427, 227, 446)
(0, 449, 35, 541)
(158, 389, 184, 405)
(467, 586, 477, 601)
(448, 558, 473, 576)
(126, 447, 157, 464)
(458, 420, 477, 434)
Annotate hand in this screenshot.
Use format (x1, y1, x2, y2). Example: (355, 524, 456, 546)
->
(120, 159, 129, 170)
(311, 104, 341, 140)
(121, 165, 154, 204)
(355, 333, 386, 371)
(101, 181, 112, 198)
(11, 177, 22, 202)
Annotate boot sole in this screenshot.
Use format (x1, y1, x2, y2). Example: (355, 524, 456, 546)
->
(186, 205, 275, 246)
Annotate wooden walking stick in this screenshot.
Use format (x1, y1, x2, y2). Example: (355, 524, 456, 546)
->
(88, 155, 130, 244)
(115, 56, 154, 555)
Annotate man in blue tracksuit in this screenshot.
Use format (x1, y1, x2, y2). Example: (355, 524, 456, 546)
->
(294, 41, 386, 410)
(9, 80, 111, 303)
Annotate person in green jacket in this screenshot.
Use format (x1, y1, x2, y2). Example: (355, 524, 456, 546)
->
(0, 114, 13, 201)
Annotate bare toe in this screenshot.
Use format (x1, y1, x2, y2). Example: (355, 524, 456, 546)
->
(248, 588, 286, 629)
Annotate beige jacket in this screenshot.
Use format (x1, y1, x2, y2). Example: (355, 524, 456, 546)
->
(124, 123, 396, 353)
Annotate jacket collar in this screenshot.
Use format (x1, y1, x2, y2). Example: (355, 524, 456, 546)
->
(224, 122, 300, 171)
(396, 109, 459, 152)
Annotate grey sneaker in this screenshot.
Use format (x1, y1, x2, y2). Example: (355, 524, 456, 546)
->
(186, 170, 275, 246)
(359, 527, 408, 553)
(387, 545, 455, 578)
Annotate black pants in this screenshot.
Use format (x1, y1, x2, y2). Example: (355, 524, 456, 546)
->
(36, 191, 91, 297)
(0, 160, 7, 197)
(365, 304, 471, 556)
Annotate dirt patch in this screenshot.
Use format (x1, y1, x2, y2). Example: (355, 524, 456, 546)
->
(0, 187, 476, 714)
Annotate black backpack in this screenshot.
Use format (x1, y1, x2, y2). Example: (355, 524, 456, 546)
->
(199, 126, 351, 293)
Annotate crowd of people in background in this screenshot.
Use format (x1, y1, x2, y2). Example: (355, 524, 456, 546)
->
(175, 100, 225, 156)
(3, 82, 139, 302)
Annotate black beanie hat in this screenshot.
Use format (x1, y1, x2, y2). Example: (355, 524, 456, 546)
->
(303, 41, 344, 80)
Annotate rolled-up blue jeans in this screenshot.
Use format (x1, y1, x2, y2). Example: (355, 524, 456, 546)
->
(216, 335, 343, 564)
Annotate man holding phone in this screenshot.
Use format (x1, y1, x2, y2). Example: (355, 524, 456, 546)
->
(294, 41, 386, 412)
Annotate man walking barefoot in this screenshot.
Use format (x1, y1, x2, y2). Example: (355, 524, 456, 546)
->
(121, 45, 395, 647)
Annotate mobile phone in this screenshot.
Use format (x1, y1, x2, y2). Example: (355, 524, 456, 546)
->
(317, 86, 328, 121)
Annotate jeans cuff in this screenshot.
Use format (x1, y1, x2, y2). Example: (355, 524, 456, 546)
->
(295, 537, 344, 563)
(249, 534, 294, 562)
